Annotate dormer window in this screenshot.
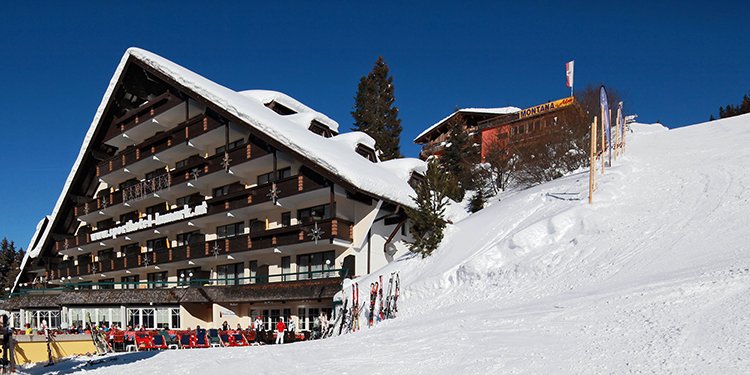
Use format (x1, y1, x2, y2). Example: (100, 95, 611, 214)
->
(308, 121, 333, 137)
(408, 172, 425, 189)
(355, 144, 377, 162)
(265, 100, 297, 116)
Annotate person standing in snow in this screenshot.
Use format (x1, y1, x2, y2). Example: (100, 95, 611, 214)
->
(275, 318, 286, 344)
(287, 318, 296, 343)
(320, 311, 329, 337)
(254, 315, 264, 344)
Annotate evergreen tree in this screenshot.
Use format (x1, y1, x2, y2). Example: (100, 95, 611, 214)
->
(438, 114, 478, 201)
(468, 189, 486, 213)
(351, 56, 403, 160)
(0, 238, 23, 293)
(405, 161, 455, 257)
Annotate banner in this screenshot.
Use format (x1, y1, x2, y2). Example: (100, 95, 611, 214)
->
(566, 61, 574, 88)
(517, 97, 574, 120)
(618, 101, 624, 138)
(600, 86, 610, 149)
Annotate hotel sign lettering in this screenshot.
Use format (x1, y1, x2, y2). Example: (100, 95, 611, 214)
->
(517, 97, 574, 120)
(90, 202, 208, 241)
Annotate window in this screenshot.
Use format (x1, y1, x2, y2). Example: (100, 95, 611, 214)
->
(257, 167, 291, 185)
(120, 210, 139, 223)
(216, 139, 245, 154)
(146, 237, 168, 253)
(298, 307, 320, 331)
(213, 185, 231, 198)
(297, 204, 330, 224)
(119, 179, 138, 191)
(99, 278, 114, 290)
(249, 260, 258, 284)
(122, 275, 140, 290)
(98, 249, 113, 261)
(175, 155, 199, 169)
(145, 168, 164, 181)
(176, 231, 204, 247)
(216, 262, 243, 286)
(170, 308, 181, 329)
(281, 256, 291, 281)
(77, 254, 92, 265)
(176, 193, 202, 208)
(121, 243, 140, 256)
(217, 222, 243, 239)
(146, 203, 167, 217)
(281, 212, 291, 227)
(297, 251, 335, 280)
(249, 219, 265, 233)
(147, 271, 168, 288)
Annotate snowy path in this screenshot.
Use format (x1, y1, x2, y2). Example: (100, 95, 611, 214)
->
(23, 116, 750, 374)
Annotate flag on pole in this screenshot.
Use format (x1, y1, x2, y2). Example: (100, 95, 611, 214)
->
(565, 60, 575, 89)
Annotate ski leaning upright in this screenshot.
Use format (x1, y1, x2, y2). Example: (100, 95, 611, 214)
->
(86, 313, 111, 355)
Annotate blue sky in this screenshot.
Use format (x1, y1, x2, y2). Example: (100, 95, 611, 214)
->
(0, 1, 747, 247)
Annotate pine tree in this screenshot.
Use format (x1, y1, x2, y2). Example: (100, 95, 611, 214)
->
(351, 56, 403, 160)
(0, 238, 22, 293)
(438, 114, 477, 201)
(468, 189, 486, 213)
(405, 161, 455, 257)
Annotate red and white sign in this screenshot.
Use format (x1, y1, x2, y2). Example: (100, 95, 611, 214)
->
(566, 60, 575, 88)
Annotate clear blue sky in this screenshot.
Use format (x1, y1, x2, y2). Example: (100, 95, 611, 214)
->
(0, 1, 747, 247)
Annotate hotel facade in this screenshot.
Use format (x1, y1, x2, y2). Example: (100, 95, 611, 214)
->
(1, 49, 424, 333)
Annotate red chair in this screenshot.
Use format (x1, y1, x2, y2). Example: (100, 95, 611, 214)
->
(231, 331, 249, 347)
(135, 332, 155, 350)
(192, 329, 210, 349)
(178, 333, 194, 349)
(112, 332, 126, 351)
(151, 334, 169, 349)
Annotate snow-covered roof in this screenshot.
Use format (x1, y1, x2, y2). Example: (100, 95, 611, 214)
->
(238, 89, 340, 132)
(377, 158, 427, 182)
(15, 48, 426, 290)
(330, 131, 377, 153)
(414, 107, 520, 143)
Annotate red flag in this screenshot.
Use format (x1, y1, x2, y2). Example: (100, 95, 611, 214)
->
(566, 60, 574, 88)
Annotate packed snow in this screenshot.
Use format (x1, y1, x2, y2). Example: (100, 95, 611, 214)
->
(21, 114, 750, 374)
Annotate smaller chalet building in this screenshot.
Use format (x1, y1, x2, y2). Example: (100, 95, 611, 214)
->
(415, 97, 577, 162)
(1, 48, 425, 333)
(413, 107, 519, 160)
(479, 96, 576, 160)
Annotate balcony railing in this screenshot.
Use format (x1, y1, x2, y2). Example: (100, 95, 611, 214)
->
(67, 174, 326, 250)
(122, 174, 170, 203)
(97, 114, 222, 178)
(11, 270, 346, 300)
(50, 218, 353, 280)
(77, 142, 270, 218)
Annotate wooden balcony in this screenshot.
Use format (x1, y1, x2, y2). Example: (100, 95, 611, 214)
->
(49, 218, 353, 279)
(96, 114, 221, 179)
(76, 140, 271, 219)
(103, 92, 184, 142)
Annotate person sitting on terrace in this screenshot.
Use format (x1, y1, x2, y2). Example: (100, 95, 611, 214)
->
(236, 323, 242, 331)
(24, 323, 33, 335)
(221, 321, 229, 331)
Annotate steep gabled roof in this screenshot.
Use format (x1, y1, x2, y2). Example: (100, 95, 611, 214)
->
(15, 47, 425, 292)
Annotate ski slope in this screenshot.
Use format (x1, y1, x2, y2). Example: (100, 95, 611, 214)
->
(23, 114, 750, 374)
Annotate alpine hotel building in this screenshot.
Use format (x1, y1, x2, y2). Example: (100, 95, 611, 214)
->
(1, 49, 425, 333)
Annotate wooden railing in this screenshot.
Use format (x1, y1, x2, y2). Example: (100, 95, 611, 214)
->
(50, 218, 353, 279)
(103, 92, 183, 141)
